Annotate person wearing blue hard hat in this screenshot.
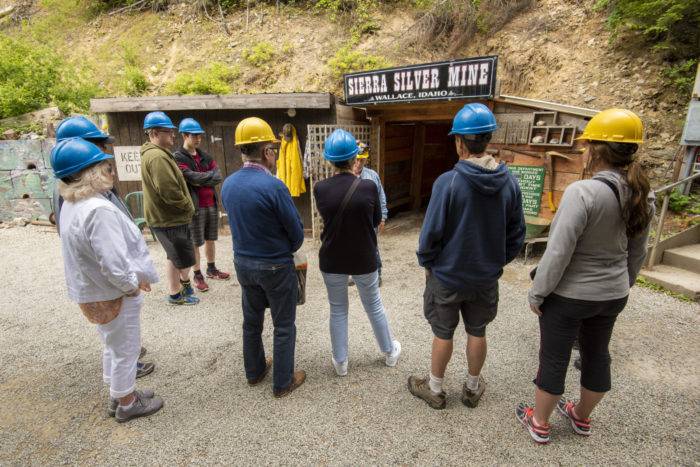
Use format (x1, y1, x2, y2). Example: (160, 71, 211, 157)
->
(52, 116, 126, 232)
(140, 111, 199, 306)
(173, 118, 229, 293)
(56, 115, 116, 145)
(408, 102, 525, 410)
(53, 137, 163, 423)
(52, 116, 157, 379)
(313, 128, 401, 377)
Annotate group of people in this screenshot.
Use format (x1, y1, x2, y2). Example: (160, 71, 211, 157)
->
(53, 102, 653, 445)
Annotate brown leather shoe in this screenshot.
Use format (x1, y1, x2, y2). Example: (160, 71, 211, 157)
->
(247, 357, 272, 386)
(273, 370, 306, 398)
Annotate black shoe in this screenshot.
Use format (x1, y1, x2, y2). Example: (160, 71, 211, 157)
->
(136, 361, 155, 378)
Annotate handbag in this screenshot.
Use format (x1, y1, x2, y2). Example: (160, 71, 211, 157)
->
(293, 250, 308, 306)
(79, 297, 123, 325)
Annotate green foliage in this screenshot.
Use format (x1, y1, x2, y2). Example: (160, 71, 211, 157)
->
(668, 191, 692, 213)
(662, 59, 698, 96)
(122, 67, 149, 96)
(117, 42, 149, 96)
(596, 0, 700, 60)
(165, 62, 240, 95)
(327, 46, 388, 79)
(0, 35, 98, 119)
(242, 42, 276, 67)
(315, 0, 381, 41)
(635, 276, 694, 302)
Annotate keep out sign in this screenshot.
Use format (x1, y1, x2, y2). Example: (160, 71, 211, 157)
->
(114, 146, 142, 181)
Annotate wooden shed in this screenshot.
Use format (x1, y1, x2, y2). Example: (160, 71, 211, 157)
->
(90, 92, 366, 227)
(341, 57, 598, 232)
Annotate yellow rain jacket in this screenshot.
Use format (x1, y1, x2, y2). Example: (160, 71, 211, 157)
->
(277, 125, 306, 197)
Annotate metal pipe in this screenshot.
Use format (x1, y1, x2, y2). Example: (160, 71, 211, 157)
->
(652, 171, 700, 195)
(648, 192, 671, 269)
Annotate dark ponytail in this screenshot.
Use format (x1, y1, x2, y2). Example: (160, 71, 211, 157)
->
(589, 141, 651, 237)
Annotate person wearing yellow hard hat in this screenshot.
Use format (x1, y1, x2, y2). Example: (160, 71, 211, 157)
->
(221, 116, 306, 398)
(351, 142, 388, 286)
(517, 109, 654, 444)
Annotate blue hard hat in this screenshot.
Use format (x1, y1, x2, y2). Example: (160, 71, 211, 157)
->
(323, 129, 360, 162)
(178, 118, 205, 134)
(449, 103, 498, 135)
(143, 111, 176, 130)
(51, 137, 114, 179)
(56, 116, 113, 143)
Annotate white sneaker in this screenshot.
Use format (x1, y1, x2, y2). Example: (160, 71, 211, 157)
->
(385, 340, 402, 367)
(332, 357, 348, 376)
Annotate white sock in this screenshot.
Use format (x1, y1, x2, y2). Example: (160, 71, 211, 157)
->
(428, 373, 443, 394)
(466, 373, 480, 391)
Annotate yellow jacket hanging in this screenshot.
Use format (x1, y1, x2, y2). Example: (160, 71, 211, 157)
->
(277, 125, 306, 197)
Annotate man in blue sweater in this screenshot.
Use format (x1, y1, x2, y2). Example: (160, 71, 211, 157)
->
(221, 117, 306, 398)
(408, 103, 526, 410)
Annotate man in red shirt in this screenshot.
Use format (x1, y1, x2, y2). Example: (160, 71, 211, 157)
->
(174, 118, 230, 292)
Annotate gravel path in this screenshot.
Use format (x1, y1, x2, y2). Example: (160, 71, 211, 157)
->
(1, 224, 698, 465)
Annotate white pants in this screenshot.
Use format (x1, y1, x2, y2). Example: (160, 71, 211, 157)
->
(96, 295, 143, 399)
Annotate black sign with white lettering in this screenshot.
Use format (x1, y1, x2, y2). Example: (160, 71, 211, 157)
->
(344, 56, 497, 105)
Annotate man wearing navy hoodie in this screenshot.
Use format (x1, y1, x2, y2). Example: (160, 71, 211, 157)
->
(408, 103, 526, 410)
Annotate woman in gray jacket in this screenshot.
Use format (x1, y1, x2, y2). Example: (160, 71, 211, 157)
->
(53, 137, 163, 423)
(516, 109, 654, 444)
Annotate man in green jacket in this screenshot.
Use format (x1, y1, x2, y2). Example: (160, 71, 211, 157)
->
(141, 111, 199, 305)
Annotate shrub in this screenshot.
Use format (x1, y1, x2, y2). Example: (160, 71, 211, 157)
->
(668, 191, 692, 213)
(662, 59, 698, 96)
(165, 62, 240, 95)
(411, 0, 533, 51)
(0, 35, 97, 118)
(118, 42, 149, 96)
(242, 42, 276, 67)
(594, 0, 700, 60)
(315, 0, 380, 40)
(121, 66, 149, 96)
(327, 46, 389, 79)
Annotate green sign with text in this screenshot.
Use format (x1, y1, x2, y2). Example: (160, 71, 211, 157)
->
(508, 165, 545, 216)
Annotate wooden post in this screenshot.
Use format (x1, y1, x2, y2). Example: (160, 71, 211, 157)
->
(410, 123, 426, 210)
(648, 192, 670, 269)
(377, 119, 386, 184)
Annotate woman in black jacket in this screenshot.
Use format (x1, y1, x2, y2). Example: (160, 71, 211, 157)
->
(313, 129, 401, 377)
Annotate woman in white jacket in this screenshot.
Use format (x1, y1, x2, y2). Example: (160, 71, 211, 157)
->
(53, 137, 163, 423)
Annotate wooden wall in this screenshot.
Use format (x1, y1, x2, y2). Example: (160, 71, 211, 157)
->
(367, 99, 591, 220)
(107, 107, 337, 227)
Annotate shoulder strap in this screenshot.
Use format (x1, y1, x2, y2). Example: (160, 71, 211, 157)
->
(594, 178, 621, 208)
(321, 177, 362, 242)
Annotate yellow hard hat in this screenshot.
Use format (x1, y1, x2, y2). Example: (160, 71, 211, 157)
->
(356, 141, 369, 159)
(577, 108, 643, 144)
(234, 117, 280, 146)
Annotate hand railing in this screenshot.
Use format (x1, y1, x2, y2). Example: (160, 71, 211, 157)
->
(647, 172, 700, 268)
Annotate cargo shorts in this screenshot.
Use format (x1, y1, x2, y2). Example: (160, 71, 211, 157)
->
(423, 271, 499, 339)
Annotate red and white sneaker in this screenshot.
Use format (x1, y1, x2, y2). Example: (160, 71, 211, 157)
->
(206, 268, 231, 280)
(193, 274, 210, 292)
(557, 398, 592, 436)
(516, 403, 551, 444)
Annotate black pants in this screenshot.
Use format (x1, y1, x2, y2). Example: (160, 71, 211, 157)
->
(535, 293, 628, 395)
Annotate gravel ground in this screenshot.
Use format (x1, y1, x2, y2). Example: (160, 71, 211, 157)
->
(1, 223, 698, 465)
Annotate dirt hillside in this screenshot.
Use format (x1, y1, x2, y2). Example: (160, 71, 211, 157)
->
(2, 0, 691, 181)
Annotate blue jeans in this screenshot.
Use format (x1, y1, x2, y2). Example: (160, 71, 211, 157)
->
(234, 257, 297, 392)
(321, 271, 393, 364)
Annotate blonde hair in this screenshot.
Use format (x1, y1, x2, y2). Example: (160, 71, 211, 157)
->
(58, 161, 114, 202)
